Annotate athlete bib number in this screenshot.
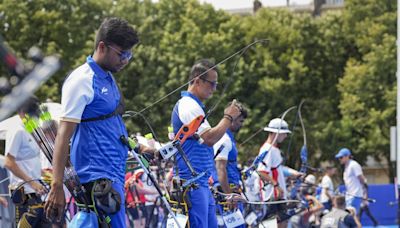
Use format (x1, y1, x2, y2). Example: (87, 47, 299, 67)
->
(222, 209, 245, 228)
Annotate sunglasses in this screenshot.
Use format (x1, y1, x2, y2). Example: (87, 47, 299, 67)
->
(107, 45, 133, 61)
(200, 77, 218, 89)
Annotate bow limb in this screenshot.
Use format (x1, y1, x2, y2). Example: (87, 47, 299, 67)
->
(205, 39, 268, 119)
(299, 100, 307, 147)
(289, 100, 308, 178)
(298, 100, 308, 172)
(131, 39, 269, 118)
(289, 100, 309, 211)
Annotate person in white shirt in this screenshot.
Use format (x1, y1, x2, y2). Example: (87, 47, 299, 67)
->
(243, 159, 261, 202)
(256, 118, 293, 228)
(141, 168, 160, 228)
(320, 166, 336, 212)
(3, 97, 49, 227)
(335, 148, 366, 214)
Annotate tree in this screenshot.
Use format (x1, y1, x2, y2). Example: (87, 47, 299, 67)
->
(337, 0, 396, 179)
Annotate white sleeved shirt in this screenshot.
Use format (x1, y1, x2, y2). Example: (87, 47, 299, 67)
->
(171, 92, 214, 187)
(256, 143, 287, 200)
(60, 63, 95, 123)
(320, 175, 334, 203)
(344, 160, 364, 197)
(214, 133, 232, 160)
(176, 96, 211, 134)
(5, 121, 41, 194)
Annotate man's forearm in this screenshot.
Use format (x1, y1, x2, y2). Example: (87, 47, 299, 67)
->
(51, 136, 69, 187)
(307, 196, 323, 213)
(217, 169, 230, 193)
(51, 121, 77, 187)
(5, 157, 32, 183)
(358, 175, 367, 194)
(358, 175, 366, 185)
(201, 118, 231, 146)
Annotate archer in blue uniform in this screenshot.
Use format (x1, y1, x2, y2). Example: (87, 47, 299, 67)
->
(171, 59, 241, 227)
(214, 101, 248, 227)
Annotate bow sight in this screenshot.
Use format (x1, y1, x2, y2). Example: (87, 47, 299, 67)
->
(158, 115, 207, 188)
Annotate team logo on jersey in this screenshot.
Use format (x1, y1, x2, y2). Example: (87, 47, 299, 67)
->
(101, 87, 108, 95)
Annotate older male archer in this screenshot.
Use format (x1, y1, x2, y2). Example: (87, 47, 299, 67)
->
(171, 59, 241, 227)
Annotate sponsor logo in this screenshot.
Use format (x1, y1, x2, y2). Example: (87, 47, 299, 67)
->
(101, 87, 108, 95)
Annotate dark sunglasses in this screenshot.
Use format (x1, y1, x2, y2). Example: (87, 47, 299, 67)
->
(200, 77, 218, 89)
(107, 45, 133, 61)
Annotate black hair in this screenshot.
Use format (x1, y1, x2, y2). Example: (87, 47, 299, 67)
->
(225, 100, 248, 119)
(18, 96, 39, 116)
(95, 17, 139, 50)
(189, 59, 218, 84)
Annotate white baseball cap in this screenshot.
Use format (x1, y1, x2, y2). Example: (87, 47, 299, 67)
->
(263, 118, 291, 133)
(305, 174, 316, 185)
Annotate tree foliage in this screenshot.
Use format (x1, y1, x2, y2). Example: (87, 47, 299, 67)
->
(0, 0, 396, 180)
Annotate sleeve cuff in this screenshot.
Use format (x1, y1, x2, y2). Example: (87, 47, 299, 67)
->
(59, 117, 81, 123)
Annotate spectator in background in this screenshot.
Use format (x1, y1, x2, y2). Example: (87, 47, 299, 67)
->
(125, 161, 146, 227)
(243, 159, 262, 221)
(336, 148, 366, 214)
(243, 159, 261, 202)
(321, 195, 361, 228)
(4, 97, 49, 227)
(290, 174, 323, 228)
(320, 166, 336, 213)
